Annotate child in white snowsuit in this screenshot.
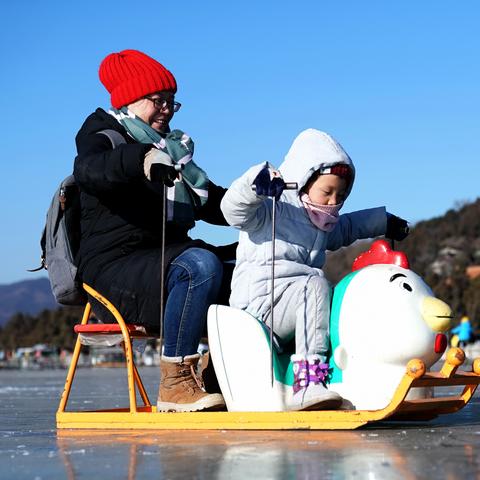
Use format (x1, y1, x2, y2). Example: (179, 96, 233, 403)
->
(220, 129, 409, 411)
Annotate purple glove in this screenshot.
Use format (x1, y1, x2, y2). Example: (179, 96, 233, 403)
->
(253, 165, 286, 201)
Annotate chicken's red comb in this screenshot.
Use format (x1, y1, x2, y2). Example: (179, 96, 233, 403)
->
(352, 240, 409, 271)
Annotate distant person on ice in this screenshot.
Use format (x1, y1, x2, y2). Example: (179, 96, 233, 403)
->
(74, 49, 235, 412)
(221, 129, 409, 411)
(451, 315, 474, 347)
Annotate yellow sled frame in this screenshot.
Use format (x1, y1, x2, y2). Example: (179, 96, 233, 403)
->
(57, 284, 480, 431)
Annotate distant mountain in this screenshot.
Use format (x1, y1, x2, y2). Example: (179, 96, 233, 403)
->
(0, 277, 58, 327)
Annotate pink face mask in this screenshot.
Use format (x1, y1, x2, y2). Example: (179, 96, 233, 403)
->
(300, 193, 343, 232)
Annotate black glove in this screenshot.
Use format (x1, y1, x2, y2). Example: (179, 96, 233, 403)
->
(253, 165, 286, 201)
(386, 213, 410, 241)
(150, 163, 178, 187)
(144, 148, 178, 187)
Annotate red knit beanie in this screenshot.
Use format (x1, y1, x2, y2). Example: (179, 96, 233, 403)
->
(99, 49, 177, 108)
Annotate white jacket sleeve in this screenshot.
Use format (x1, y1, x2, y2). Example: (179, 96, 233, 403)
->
(220, 162, 275, 232)
(326, 207, 387, 251)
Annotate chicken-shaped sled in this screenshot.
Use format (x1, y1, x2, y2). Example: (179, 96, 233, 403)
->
(207, 240, 480, 424)
(57, 240, 480, 430)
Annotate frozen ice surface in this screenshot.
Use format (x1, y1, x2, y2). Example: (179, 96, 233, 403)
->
(0, 368, 479, 479)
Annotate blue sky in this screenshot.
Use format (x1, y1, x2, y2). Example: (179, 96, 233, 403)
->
(1, 0, 478, 284)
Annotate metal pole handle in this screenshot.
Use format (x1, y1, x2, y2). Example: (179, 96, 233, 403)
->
(159, 184, 167, 356)
(270, 197, 276, 387)
(250, 181, 298, 387)
(159, 164, 184, 355)
(251, 182, 298, 192)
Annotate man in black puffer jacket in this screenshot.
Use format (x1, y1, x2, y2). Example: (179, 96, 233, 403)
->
(74, 49, 234, 412)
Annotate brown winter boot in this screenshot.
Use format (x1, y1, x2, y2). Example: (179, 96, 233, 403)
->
(157, 354, 225, 412)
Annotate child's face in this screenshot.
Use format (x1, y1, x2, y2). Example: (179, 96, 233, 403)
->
(305, 174, 347, 206)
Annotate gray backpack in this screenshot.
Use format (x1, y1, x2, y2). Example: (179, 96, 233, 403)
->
(30, 129, 126, 305)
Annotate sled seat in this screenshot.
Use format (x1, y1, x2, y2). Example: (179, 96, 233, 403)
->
(74, 323, 151, 347)
(74, 323, 149, 335)
(57, 283, 157, 415)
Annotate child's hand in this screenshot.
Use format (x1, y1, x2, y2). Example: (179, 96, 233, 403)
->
(386, 213, 410, 241)
(253, 165, 286, 201)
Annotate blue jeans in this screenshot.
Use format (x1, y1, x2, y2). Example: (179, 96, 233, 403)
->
(163, 248, 223, 357)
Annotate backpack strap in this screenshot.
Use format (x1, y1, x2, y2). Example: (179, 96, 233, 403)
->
(97, 129, 127, 148)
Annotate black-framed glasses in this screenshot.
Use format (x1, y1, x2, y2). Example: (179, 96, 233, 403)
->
(144, 95, 181, 112)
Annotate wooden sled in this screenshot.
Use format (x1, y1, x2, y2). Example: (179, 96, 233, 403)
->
(56, 284, 480, 431)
